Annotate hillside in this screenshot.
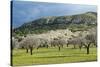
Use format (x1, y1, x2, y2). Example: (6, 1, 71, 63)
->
(13, 12, 97, 36)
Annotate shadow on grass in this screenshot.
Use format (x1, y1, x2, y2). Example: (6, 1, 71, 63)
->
(33, 49, 59, 54)
(34, 55, 83, 58)
(34, 55, 69, 58)
(33, 47, 77, 54)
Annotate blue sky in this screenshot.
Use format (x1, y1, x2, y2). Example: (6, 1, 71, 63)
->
(12, 1, 97, 28)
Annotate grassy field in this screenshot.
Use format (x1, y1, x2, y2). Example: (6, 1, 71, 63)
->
(12, 46, 97, 66)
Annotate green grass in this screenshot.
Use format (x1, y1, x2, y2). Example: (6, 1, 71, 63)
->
(12, 46, 97, 66)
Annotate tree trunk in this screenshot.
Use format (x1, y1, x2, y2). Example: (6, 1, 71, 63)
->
(79, 44, 82, 50)
(26, 48, 28, 53)
(86, 43, 91, 54)
(46, 45, 48, 48)
(96, 44, 97, 47)
(37, 46, 39, 50)
(58, 46, 61, 51)
(67, 43, 69, 47)
(87, 47, 89, 54)
(83, 43, 90, 54)
(30, 47, 33, 55)
(94, 43, 97, 47)
(73, 44, 76, 49)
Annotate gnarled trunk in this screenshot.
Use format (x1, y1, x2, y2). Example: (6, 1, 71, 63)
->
(86, 43, 91, 54)
(67, 43, 69, 47)
(83, 43, 91, 54)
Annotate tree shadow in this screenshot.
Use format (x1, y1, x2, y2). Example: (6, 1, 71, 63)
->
(36, 56, 66, 58)
(34, 55, 76, 58)
(33, 49, 59, 54)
